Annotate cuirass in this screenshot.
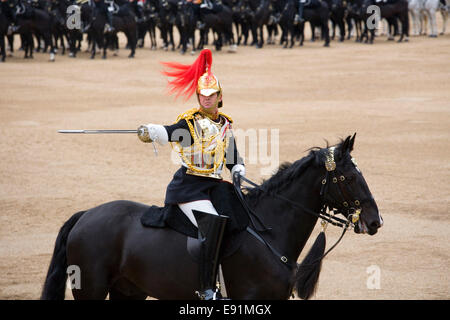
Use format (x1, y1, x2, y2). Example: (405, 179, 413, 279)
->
(171, 109, 232, 179)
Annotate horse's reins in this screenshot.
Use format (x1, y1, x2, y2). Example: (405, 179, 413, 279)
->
(232, 147, 364, 269)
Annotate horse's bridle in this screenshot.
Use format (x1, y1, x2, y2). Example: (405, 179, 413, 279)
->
(320, 146, 366, 226)
(232, 147, 366, 268)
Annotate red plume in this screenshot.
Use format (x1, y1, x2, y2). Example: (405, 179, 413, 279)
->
(160, 49, 213, 100)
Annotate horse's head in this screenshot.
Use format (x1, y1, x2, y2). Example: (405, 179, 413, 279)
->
(320, 134, 383, 235)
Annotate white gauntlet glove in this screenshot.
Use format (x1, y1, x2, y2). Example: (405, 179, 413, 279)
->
(137, 124, 169, 146)
(231, 164, 246, 178)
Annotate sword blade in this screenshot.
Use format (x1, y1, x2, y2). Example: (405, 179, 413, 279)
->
(58, 130, 138, 134)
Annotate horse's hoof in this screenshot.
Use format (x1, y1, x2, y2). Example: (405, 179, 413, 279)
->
(128, 55, 134, 58)
(227, 44, 237, 53)
(324, 43, 330, 47)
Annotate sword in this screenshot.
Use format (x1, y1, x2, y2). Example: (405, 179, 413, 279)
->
(58, 129, 138, 134)
(58, 129, 158, 156)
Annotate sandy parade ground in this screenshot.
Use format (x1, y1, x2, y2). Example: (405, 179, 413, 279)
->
(0, 16, 449, 300)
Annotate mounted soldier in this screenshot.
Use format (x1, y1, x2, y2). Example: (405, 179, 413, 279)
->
(137, 49, 245, 300)
(92, 0, 115, 31)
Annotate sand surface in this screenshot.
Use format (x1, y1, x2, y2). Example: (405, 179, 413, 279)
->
(0, 22, 449, 299)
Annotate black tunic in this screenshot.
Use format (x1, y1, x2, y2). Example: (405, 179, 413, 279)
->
(163, 114, 243, 205)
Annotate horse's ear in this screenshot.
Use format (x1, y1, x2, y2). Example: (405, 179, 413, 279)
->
(349, 132, 356, 153)
(340, 135, 351, 157)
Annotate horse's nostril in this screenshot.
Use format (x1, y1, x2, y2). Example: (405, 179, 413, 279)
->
(370, 221, 381, 229)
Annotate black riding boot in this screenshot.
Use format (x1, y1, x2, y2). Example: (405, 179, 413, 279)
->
(192, 210, 228, 300)
(295, 1, 305, 24)
(106, 10, 115, 32)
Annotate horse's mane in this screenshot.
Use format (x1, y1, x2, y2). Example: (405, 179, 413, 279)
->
(244, 138, 350, 204)
(245, 145, 329, 204)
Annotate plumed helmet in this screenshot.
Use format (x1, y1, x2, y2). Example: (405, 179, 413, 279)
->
(160, 49, 223, 106)
(197, 72, 221, 97)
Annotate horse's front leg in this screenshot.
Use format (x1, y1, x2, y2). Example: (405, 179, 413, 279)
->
(257, 26, 263, 48)
(103, 34, 108, 59)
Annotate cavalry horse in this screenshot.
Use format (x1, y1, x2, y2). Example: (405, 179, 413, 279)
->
(296, 0, 331, 47)
(41, 134, 382, 300)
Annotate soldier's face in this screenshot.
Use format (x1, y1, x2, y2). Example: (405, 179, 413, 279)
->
(199, 92, 220, 110)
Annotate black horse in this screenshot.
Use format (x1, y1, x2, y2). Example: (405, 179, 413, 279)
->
(137, 0, 158, 50)
(157, 0, 177, 51)
(12, 0, 56, 60)
(247, 0, 270, 48)
(296, 0, 331, 47)
(41, 135, 382, 300)
(0, 0, 14, 62)
(326, 0, 346, 42)
(175, 0, 196, 54)
(375, 0, 409, 42)
(359, 0, 376, 44)
(278, 0, 295, 48)
(88, 2, 137, 59)
(346, 0, 364, 42)
(199, 3, 236, 52)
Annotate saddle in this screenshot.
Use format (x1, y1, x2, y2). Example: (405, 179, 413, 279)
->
(141, 181, 249, 239)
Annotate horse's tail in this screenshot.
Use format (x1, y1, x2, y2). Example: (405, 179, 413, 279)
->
(40, 210, 86, 300)
(294, 231, 326, 300)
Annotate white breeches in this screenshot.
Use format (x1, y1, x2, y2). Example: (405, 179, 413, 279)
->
(178, 200, 219, 227)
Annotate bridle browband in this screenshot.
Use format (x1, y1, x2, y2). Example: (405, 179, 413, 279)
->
(232, 147, 365, 269)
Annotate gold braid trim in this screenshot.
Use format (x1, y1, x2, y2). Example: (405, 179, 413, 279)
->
(174, 107, 233, 124)
(170, 108, 230, 175)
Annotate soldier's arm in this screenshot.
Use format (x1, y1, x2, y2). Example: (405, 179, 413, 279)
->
(137, 119, 192, 146)
(225, 133, 245, 177)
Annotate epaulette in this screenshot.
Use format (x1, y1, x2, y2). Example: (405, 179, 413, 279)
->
(175, 108, 198, 122)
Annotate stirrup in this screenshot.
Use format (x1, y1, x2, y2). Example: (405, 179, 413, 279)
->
(105, 24, 114, 33)
(294, 15, 304, 24)
(7, 25, 19, 35)
(197, 21, 205, 30)
(82, 23, 91, 33)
